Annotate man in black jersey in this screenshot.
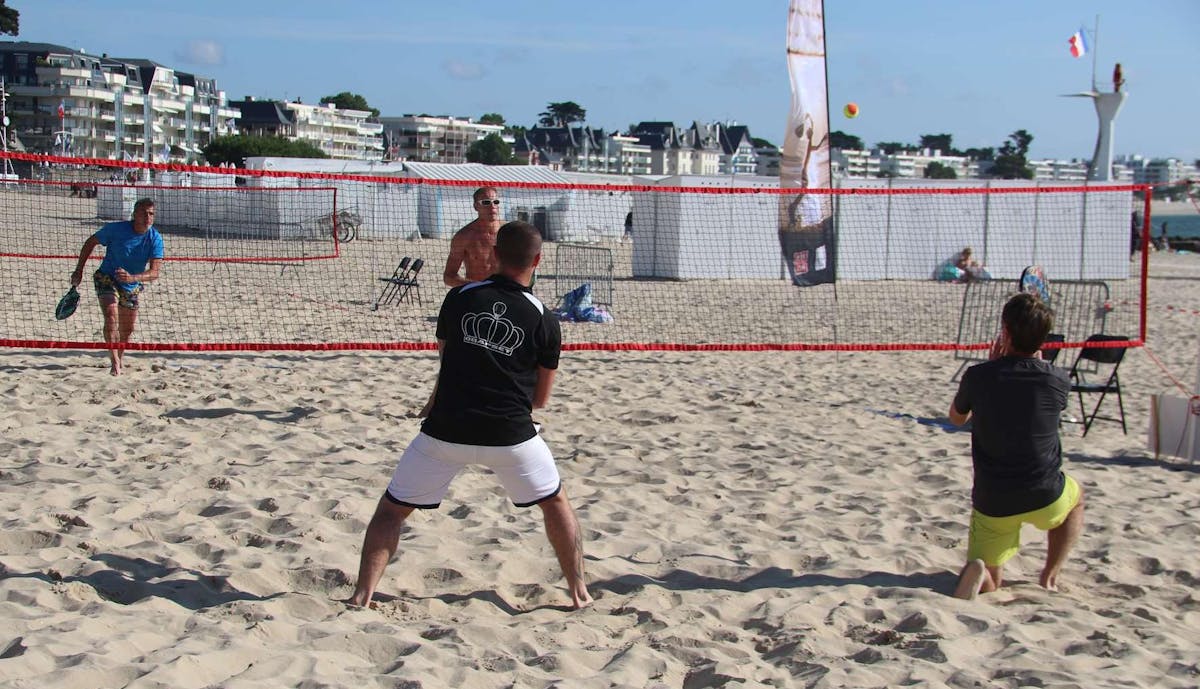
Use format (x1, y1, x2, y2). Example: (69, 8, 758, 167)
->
(349, 221, 592, 610)
(948, 292, 1085, 599)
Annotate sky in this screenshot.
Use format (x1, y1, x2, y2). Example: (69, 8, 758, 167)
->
(9, 0, 1199, 162)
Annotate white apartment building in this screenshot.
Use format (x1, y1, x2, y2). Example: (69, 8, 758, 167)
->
(231, 98, 384, 161)
(832, 148, 881, 178)
(379, 115, 503, 164)
(0, 42, 238, 162)
(1027, 159, 1089, 181)
(1128, 157, 1199, 185)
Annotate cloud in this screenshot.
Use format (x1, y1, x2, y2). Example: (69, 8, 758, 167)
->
(443, 59, 485, 80)
(174, 40, 225, 67)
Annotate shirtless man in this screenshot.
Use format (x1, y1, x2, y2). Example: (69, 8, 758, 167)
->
(443, 186, 502, 287)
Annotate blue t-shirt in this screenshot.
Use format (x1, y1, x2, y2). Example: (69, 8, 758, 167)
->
(95, 221, 164, 292)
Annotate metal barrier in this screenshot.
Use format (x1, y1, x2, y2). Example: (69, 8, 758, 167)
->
(552, 243, 614, 308)
(953, 279, 1110, 379)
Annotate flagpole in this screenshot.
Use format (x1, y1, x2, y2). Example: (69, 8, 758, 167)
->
(1090, 15, 1099, 91)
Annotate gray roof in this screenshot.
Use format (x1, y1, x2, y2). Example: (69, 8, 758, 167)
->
(403, 162, 568, 184)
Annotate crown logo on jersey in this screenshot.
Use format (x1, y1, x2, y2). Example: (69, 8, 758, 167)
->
(462, 302, 525, 356)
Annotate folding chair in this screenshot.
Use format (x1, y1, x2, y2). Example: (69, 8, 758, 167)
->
(392, 258, 424, 306)
(373, 256, 411, 310)
(1067, 334, 1128, 436)
(1041, 333, 1065, 366)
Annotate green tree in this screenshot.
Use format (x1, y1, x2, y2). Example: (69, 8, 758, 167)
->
(201, 135, 328, 167)
(319, 92, 379, 117)
(962, 147, 994, 161)
(875, 141, 914, 154)
(924, 161, 957, 179)
(538, 101, 586, 127)
(465, 133, 517, 165)
(830, 131, 864, 150)
(0, 0, 18, 35)
(919, 133, 954, 154)
(991, 129, 1034, 179)
(750, 137, 777, 150)
(479, 113, 505, 125)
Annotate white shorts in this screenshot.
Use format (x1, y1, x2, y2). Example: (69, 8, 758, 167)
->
(385, 432, 561, 509)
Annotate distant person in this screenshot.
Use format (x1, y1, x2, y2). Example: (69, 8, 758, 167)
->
(1129, 212, 1140, 258)
(948, 292, 1084, 599)
(349, 221, 592, 610)
(1155, 221, 1170, 252)
(443, 186, 502, 287)
(955, 247, 988, 282)
(70, 198, 164, 376)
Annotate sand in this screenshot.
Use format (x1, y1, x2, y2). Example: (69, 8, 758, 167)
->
(0, 251, 1198, 688)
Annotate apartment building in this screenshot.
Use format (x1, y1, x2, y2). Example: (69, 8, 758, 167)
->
(0, 41, 238, 162)
(379, 115, 503, 164)
(1027, 159, 1089, 181)
(231, 98, 384, 161)
(718, 124, 758, 176)
(1122, 156, 1199, 185)
(631, 121, 728, 176)
(516, 125, 652, 175)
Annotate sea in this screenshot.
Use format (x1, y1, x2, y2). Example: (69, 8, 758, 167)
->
(1154, 214, 1200, 240)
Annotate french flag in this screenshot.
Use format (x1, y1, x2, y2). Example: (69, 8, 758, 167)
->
(1068, 28, 1088, 58)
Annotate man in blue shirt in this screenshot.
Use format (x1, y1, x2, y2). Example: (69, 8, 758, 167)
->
(70, 198, 164, 376)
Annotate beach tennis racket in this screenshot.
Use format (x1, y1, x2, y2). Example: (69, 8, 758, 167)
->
(55, 286, 80, 321)
(1019, 265, 1050, 304)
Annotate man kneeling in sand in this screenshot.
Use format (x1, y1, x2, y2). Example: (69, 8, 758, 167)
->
(349, 221, 592, 610)
(948, 292, 1085, 599)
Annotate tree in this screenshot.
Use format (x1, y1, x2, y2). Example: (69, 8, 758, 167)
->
(919, 133, 954, 154)
(0, 0, 18, 35)
(991, 129, 1034, 179)
(750, 137, 778, 150)
(875, 141, 914, 155)
(538, 101, 586, 127)
(924, 161, 957, 179)
(201, 135, 328, 167)
(319, 92, 379, 117)
(830, 131, 864, 150)
(479, 113, 505, 125)
(962, 147, 994, 161)
(465, 134, 517, 165)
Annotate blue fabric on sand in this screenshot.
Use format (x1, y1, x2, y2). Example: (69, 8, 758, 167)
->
(554, 283, 613, 324)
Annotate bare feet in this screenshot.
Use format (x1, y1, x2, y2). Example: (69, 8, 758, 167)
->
(109, 363, 121, 376)
(953, 559, 989, 600)
(1039, 568, 1060, 591)
(571, 589, 594, 610)
(345, 588, 374, 608)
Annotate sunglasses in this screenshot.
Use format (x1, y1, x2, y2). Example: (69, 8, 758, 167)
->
(477, 199, 501, 206)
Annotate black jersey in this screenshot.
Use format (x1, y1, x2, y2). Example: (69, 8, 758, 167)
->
(953, 356, 1070, 517)
(421, 275, 561, 446)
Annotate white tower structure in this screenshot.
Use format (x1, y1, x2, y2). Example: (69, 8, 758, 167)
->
(1064, 63, 1127, 182)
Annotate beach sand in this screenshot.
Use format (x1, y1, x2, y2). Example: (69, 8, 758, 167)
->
(0, 252, 1198, 688)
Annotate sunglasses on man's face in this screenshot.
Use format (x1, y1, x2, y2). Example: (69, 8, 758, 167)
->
(477, 199, 501, 206)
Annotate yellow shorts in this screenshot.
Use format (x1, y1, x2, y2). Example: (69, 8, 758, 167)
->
(967, 475, 1082, 567)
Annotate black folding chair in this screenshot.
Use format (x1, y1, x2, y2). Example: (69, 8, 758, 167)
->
(1067, 334, 1128, 436)
(391, 258, 424, 306)
(1041, 333, 1065, 366)
(373, 256, 411, 310)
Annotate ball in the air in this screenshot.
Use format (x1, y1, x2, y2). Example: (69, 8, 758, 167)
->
(843, 103, 859, 119)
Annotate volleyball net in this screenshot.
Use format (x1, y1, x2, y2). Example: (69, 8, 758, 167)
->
(0, 153, 1149, 353)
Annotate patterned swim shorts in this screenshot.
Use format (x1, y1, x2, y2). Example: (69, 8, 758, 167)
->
(93, 270, 142, 310)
